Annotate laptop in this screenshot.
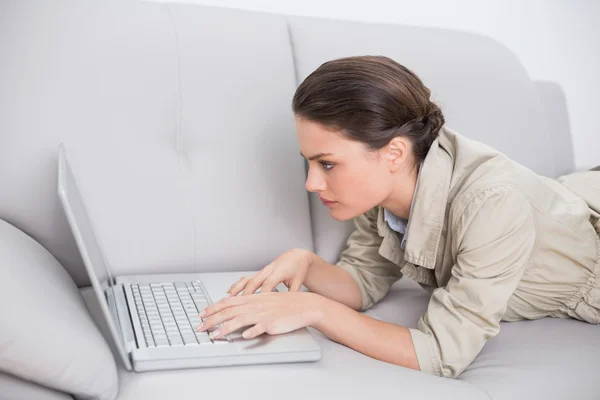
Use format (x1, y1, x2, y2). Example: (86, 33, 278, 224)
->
(57, 144, 321, 372)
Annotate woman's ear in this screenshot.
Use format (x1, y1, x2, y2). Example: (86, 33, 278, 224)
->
(386, 137, 410, 172)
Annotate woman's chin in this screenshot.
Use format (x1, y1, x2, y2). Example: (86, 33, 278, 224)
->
(328, 206, 357, 222)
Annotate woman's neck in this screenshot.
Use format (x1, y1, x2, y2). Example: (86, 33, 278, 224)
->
(379, 166, 419, 219)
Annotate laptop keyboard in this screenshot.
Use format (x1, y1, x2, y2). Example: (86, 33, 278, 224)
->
(131, 281, 230, 348)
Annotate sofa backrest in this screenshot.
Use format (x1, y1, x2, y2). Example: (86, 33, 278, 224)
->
(286, 16, 575, 264)
(0, 0, 574, 286)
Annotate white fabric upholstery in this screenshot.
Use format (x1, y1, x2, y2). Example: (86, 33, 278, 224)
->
(60, 1, 313, 281)
(81, 277, 600, 400)
(533, 81, 576, 176)
(0, 220, 118, 400)
(80, 280, 488, 400)
(0, 0, 313, 286)
(0, 0, 177, 286)
(0, 373, 73, 400)
(359, 281, 600, 400)
(461, 317, 600, 399)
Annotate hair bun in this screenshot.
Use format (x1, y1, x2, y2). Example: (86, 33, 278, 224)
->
(424, 106, 445, 138)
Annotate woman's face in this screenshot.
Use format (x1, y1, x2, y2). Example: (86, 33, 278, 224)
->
(295, 117, 405, 221)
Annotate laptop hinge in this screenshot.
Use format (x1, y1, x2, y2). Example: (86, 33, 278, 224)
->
(107, 284, 137, 353)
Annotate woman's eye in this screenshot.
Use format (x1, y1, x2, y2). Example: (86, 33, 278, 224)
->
(320, 161, 335, 171)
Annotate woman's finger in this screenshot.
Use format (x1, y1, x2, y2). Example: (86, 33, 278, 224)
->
(241, 267, 272, 296)
(228, 276, 250, 297)
(260, 276, 280, 294)
(289, 278, 303, 292)
(200, 295, 244, 319)
(242, 323, 267, 339)
(197, 304, 242, 332)
(213, 313, 257, 338)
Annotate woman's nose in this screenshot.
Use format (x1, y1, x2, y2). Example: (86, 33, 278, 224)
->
(305, 167, 326, 193)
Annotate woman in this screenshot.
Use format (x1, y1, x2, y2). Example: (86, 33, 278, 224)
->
(197, 56, 600, 378)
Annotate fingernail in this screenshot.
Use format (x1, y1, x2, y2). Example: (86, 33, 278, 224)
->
(209, 329, 220, 339)
(196, 323, 204, 331)
(199, 310, 206, 317)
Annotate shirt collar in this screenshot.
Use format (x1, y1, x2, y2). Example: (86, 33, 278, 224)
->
(377, 127, 454, 268)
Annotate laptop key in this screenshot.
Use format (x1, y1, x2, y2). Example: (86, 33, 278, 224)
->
(194, 300, 208, 311)
(183, 336, 198, 345)
(196, 332, 211, 342)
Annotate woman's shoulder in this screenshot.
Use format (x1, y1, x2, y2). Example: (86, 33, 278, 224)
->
(439, 127, 555, 212)
(448, 152, 593, 236)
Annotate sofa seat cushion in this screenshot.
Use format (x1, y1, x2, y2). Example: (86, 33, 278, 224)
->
(80, 277, 485, 400)
(460, 317, 600, 399)
(371, 281, 600, 400)
(81, 275, 600, 399)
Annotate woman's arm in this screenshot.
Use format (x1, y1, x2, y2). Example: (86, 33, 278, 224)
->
(303, 252, 363, 311)
(312, 294, 420, 371)
(304, 207, 402, 311)
(199, 289, 420, 372)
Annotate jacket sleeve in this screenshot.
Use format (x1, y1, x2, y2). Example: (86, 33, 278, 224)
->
(409, 187, 537, 378)
(336, 207, 403, 310)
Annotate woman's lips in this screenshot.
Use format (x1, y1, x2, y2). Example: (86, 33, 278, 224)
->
(320, 196, 337, 207)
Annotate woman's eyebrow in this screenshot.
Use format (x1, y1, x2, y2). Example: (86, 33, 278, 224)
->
(300, 152, 333, 161)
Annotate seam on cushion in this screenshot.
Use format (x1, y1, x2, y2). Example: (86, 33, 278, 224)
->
(285, 19, 316, 254)
(459, 379, 494, 400)
(285, 20, 300, 88)
(166, 5, 197, 272)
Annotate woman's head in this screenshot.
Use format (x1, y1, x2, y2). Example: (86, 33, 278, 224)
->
(292, 55, 445, 221)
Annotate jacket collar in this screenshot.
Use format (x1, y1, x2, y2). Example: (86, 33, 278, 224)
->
(376, 127, 455, 269)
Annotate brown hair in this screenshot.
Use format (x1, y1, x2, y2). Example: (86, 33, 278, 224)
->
(292, 55, 445, 165)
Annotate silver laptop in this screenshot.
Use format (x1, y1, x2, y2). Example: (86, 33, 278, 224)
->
(57, 144, 321, 372)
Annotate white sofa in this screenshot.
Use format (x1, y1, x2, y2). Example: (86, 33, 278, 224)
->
(1, 1, 598, 399)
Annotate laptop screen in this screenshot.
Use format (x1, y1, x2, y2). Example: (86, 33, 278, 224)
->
(58, 144, 131, 369)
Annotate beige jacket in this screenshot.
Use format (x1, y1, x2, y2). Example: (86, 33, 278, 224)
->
(337, 127, 600, 378)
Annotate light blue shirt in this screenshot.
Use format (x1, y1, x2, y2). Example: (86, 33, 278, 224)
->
(383, 165, 422, 249)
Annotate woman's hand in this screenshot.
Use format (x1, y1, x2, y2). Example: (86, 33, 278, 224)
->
(227, 249, 313, 296)
(197, 292, 323, 340)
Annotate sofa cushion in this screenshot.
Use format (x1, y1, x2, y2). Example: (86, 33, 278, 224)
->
(57, 2, 313, 281)
(0, 0, 178, 286)
(83, 274, 599, 400)
(0, 372, 72, 400)
(80, 276, 488, 400)
(0, 219, 118, 400)
(1, 0, 313, 286)
(369, 280, 600, 399)
(286, 16, 568, 266)
(532, 81, 575, 177)
(461, 317, 600, 399)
